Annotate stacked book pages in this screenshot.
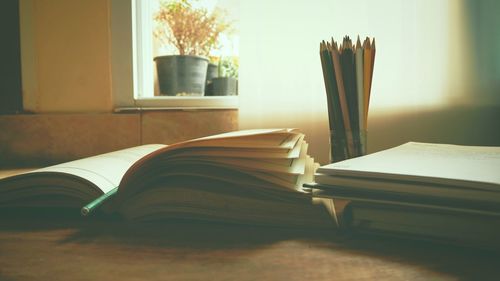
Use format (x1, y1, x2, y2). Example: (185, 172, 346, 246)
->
(0, 129, 335, 228)
(308, 142, 500, 249)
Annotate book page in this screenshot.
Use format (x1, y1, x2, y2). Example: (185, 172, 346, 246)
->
(318, 142, 500, 190)
(121, 129, 305, 183)
(29, 144, 165, 194)
(171, 130, 302, 149)
(315, 174, 500, 203)
(117, 130, 317, 199)
(0, 168, 37, 180)
(193, 128, 297, 141)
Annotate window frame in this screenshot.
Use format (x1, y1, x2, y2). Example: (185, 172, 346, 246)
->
(110, 0, 238, 111)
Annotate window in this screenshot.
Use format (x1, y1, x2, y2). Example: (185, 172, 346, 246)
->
(111, 0, 239, 111)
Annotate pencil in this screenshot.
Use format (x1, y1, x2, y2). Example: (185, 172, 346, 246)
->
(367, 38, 376, 121)
(363, 37, 373, 125)
(320, 42, 336, 132)
(320, 41, 348, 161)
(331, 40, 355, 157)
(81, 186, 118, 216)
(340, 36, 360, 157)
(355, 36, 366, 155)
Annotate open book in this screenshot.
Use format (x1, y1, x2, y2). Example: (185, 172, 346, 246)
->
(0, 129, 335, 228)
(309, 142, 500, 248)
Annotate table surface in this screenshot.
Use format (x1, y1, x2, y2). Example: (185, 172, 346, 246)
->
(1, 214, 499, 281)
(1, 169, 500, 280)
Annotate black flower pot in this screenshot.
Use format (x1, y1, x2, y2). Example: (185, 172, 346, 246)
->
(154, 55, 208, 96)
(205, 63, 218, 95)
(208, 77, 238, 96)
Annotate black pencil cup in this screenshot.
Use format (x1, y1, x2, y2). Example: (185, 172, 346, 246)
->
(329, 130, 367, 163)
(329, 130, 348, 163)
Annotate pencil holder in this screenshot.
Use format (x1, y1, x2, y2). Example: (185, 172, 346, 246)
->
(329, 130, 348, 163)
(358, 129, 368, 156)
(329, 129, 368, 163)
(351, 129, 368, 158)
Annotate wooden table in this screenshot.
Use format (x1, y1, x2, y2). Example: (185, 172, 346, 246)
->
(1, 213, 499, 281)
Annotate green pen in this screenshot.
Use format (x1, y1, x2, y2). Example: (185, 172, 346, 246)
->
(81, 186, 119, 216)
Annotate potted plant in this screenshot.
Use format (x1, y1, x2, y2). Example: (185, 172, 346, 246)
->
(206, 57, 238, 96)
(204, 61, 218, 95)
(153, 0, 230, 96)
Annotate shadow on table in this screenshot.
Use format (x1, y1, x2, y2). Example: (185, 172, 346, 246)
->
(1, 210, 500, 280)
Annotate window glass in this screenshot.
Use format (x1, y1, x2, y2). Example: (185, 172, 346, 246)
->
(137, 0, 239, 98)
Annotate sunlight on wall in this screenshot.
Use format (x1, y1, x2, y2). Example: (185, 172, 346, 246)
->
(238, 0, 482, 163)
(239, 0, 458, 115)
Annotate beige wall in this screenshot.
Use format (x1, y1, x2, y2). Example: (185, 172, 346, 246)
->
(238, 0, 500, 164)
(22, 0, 113, 112)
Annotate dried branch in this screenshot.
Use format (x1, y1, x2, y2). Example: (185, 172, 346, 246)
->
(154, 0, 230, 56)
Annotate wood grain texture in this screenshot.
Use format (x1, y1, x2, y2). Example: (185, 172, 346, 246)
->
(0, 216, 499, 281)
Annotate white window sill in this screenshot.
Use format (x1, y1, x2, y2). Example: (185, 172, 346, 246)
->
(114, 96, 239, 112)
